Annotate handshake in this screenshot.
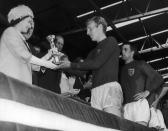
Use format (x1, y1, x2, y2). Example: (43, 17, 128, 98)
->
(44, 34, 71, 69)
(41, 49, 71, 72)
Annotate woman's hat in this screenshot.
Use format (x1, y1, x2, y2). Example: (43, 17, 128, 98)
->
(7, 5, 34, 24)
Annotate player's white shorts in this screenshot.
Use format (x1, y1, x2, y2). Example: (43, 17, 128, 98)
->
(123, 99, 150, 123)
(91, 82, 123, 114)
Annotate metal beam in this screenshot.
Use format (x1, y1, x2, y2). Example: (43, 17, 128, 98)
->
(113, 7, 168, 24)
(139, 43, 168, 54)
(117, 29, 168, 54)
(86, 0, 128, 43)
(138, 18, 163, 51)
(61, 7, 168, 36)
(77, 0, 126, 18)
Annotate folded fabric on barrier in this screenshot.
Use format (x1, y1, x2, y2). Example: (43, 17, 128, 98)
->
(0, 73, 157, 131)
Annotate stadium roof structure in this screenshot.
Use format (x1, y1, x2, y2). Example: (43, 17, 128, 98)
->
(0, 0, 168, 81)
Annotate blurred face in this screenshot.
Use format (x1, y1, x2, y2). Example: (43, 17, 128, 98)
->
(19, 17, 34, 40)
(86, 21, 100, 42)
(122, 44, 134, 62)
(55, 37, 64, 52)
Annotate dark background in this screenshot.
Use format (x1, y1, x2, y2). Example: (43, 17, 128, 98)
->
(0, 0, 168, 81)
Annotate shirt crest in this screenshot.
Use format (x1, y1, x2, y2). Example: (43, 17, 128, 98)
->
(128, 68, 135, 76)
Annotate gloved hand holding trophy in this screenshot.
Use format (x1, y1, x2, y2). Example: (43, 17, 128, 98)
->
(46, 34, 65, 65)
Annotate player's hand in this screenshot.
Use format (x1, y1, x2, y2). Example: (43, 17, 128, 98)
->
(133, 90, 150, 101)
(45, 59, 59, 70)
(58, 61, 71, 68)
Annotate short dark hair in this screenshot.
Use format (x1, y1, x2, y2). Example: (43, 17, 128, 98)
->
(122, 42, 138, 56)
(86, 16, 108, 33)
